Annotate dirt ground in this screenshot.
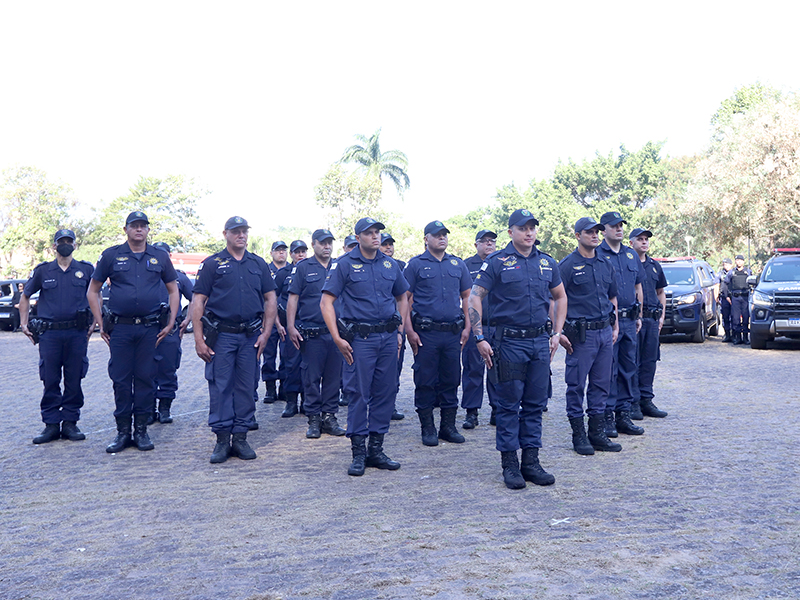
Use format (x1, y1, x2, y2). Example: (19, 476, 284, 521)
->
(1, 330, 799, 600)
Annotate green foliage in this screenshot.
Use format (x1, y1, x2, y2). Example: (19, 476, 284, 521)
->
(340, 129, 410, 197)
(711, 82, 783, 134)
(314, 163, 383, 240)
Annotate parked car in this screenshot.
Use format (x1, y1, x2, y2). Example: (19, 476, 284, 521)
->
(0, 279, 37, 331)
(656, 258, 719, 343)
(748, 249, 800, 349)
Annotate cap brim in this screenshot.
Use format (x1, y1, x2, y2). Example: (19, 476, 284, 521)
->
(514, 217, 540, 227)
(630, 230, 653, 239)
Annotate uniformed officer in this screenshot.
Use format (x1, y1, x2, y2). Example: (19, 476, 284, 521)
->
(725, 255, 752, 345)
(381, 231, 406, 421)
(629, 228, 669, 419)
(287, 229, 346, 439)
(460, 229, 498, 429)
(88, 211, 180, 453)
(20, 229, 95, 444)
(275, 240, 307, 417)
(717, 258, 734, 342)
(191, 216, 277, 463)
(597, 211, 645, 438)
(321, 217, 410, 476)
(149, 241, 194, 425)
(469, 209, 566, 489)
(261, 240, 288, 403)
(342, 235, 358, 254)
(337, 234, 358, 409)
(558, 217, 622, 454)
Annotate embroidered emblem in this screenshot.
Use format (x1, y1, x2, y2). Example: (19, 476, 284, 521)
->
(540, 258, 549, 266)
(352, 263, 363, 269)
(149, 258, 158, 265)
(450, 259, 458, 266)
(234, 217, 243, 224)
(291, 267, 297, 274)
(383, 260, 392, 269)
(479, 263, 488, 271)
(573, 265, 585, 270)
(116, 256, 128, 262)
(503, 257, 517, 267)
(75, 271, 84, 278)
(435, 221, 443, 226)
(626, 252, 634, 260)
(522, 209, 531, 217)
(330, 263, 338, 270)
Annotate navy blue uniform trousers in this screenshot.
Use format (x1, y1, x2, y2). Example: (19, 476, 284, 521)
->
(260, 325, 279, 382)
(493, 336, 550, 452)
(38, 329, 89, 424)
(460, 327, 497, 410)
(348, 331, 398, 437)
(108, 323, 158, 419)
(412, 329, 461, 411)
(720, 297, 731, 335)
(636, 317, 660, 403)
(565, 327, 614, 418)
(154, 327, 182, 401)
(301, 334, 343, 415)
(731, 295, 749, 335)
(205, 330, 258, 433)
(608, 317, 638, 412)
(279, 336, 303, 394)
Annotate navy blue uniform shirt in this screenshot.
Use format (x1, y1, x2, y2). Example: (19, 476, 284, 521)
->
(724, 267, 752, 290)
(92, 243, 177, 317)
(640, 256, 667, 309)
(159, 270, 193, 304)
(597, 240, 644, 309)
(322, 246, 409, 322)
(287, 255, 331, 327)
(473, 242, 561, 327)
(274, 261, 300, 308)
(25, 258, 94, 320)
(194, 248, 276, 322)
(404, 250, 472, 322)
(558, 249, 618, 321)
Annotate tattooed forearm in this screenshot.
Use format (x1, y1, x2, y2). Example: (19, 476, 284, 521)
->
(469, 286, 488, 338)
(468, 307, 482, 337)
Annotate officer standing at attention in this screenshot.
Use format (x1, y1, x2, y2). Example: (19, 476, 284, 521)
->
(287, 229, 346, 439)
(557, 218, 621, 455)
(275, 240, 307, 417)
(261, 240, 288, 403)
(460, 229, 498, 429)
(342, 235, 358, 254)
(191, 216, 277, 463)
(717, 258, 734, 342)
(87, 211, 180, 453)
(596, 211, 645, 438)
(321, 217, 409, 476)
(381, 231, 406, 421)
(337, 234, 358, 408)
(628, 228, 669, 419)
(20, 229, 95, 444)
(469, 209, 566, 489)
(149, 241, 194, 425)
(404, 220, 472, 446)
(725, 255, 752, 345)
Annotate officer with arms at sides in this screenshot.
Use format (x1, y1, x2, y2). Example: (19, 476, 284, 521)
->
(337, 233, 359, 409)
(341, 235, 358, 256)
(20, 229, 96, 444)
(725, 254, 752, 345)
(404, 220, 473, 447)
(148, 241, 194, 425)
(275, 240, 307, 417)
(261, 240, 288, 403)
(191, 216, 277, 463)
(88, 211, 180, 453)
(629, 228, 669, 419)
(469, 209, 567, 490)
(286, 228, 346, 439)
(321, 217, 410, 476)
(596, 211, 645, 439)
(558, 218, 622, 454)
(381, 231, 406, 421)
(460, 228, 498, 429)
(717, 258, 734, 343)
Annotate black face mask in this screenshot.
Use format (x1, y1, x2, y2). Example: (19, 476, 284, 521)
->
(56, 243, 74, 257)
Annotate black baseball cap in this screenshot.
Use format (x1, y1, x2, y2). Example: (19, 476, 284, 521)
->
(312, 229, 335, 242)
(290, 240, 308, 253)
(723, 257, 732, 264)
(424, 220, 450, 235)
(629, 228, 653, 239)
(126, 211, 149, 225)
(53, 229, 76, 243)
(271, 240, 288, 251)
(355, 217, 385, 235)
(343, 235, 358, 248)
(735, 254, 745, 260)
(600, 211, 627, 227)
(152, 241, 171, 253)
(224, 216, 250, 230)
(475, 229, 497, 242)
(508, 209, 539, 228)
(381, 232, 396, 244)
(574, 217, 602, 233)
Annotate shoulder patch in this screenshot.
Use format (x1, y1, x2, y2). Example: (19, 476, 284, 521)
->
(479, 263, 488, 271)
(330, 263, 338, 270)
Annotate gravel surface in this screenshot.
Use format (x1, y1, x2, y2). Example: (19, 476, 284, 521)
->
(1, 330, 799, 600)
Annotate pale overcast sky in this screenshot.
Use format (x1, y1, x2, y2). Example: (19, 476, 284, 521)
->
(2, 1, 800, 235)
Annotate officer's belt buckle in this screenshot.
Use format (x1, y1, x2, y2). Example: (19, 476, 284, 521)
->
(134, 317, 142, 325)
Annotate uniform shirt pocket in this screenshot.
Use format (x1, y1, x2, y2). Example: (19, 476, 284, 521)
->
(42, 279, 58, 290)
(113, 261, 131, 272)
(146, 260, 163, 273)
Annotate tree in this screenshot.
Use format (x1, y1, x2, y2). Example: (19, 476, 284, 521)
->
(711, 82, 782, 136)
(314, 163, 384, 240)
(340, 129, 410, 197)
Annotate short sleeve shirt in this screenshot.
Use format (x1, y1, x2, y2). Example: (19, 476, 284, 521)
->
(404, 250, 472, 322)
(158, 269, 194, 304)
(597, 240, 644, 309)
(25, 259, 94, 320)
(287, 255, 331, 327)
(558, 249, 618, 321)
(640, 255, 667, 309)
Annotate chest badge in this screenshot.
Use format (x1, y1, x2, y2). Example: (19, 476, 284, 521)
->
(540, 258, 549, 266)
(573, 265, 585, 270)
(502, 257, 517, 267)
(626, 252, 634, 260)
(450, 259, 458, 266)
(75, 271, 84, 278)
(352, 263, 363, 270)
(149, 257, 159, 265)
(383, 260, 392, 269)
(116, 256, 128, 262)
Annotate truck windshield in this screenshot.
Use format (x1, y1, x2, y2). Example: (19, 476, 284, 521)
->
(762, 259, 800, 282)
(662, 266, 694, 285)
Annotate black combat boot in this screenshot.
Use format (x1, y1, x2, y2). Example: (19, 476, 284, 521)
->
(248, 419, 259, 431)
(299, 392, 306, 415)
(306, 414, 322, 439)
(106, 416, 133, 453)
(500, 451, 526, 489)
(568, 416, 595, 455)
(604, 409, 618, 438)
(210, 431, 231, 463)
(722, 331, 732, 342)
(417, 409, 439, 446)
(629, 400, 644, 420)
(587, 413, 622, 452)
(230, 432, 256, 460)
(641, 398, 668, 418)
(391, 407, 405, 420)
(438, 408, 465, 443)
(263, 380, 277, 404)
(147, 406, 158, 426)
(520, 448, 555, 486)
(616, 410, 644, 435)
(133, 414, 155, 451)
(281, 392, 299, 418)
(321, 412, 346, 436)
(338, 391, 350, 407)
(348, 435, 367, 476)
(733, 331, 743, 345)
(33, 423, 61, 444)
(60, 421, 86, 441)
(157, 398, 173, 424)
(277, 381, 286, 402)
(489, 406, 497, 426)
(365, 433, 401, 470)
(462, 408, 479, 429)
(743, 332, 750, 344)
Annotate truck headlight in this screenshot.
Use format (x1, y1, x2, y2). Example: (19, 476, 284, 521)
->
(751, 290, 773, 307)
(674, 293, 700, 305)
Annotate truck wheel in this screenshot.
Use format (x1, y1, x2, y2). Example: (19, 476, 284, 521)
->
(750, 333, 768, 349)
(691, 319, 706, 343)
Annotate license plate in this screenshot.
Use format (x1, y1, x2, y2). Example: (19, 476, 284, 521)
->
(0, 312, 10, 318)
(790, 318, 800, 326)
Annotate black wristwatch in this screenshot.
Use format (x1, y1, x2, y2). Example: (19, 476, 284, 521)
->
(474, 334, 486, 344)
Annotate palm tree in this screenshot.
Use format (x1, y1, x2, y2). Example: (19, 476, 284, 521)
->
(340, 129, 410, 197)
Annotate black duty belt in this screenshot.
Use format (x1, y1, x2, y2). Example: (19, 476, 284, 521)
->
(502, 323, 549, 339)
(300, 325, 329, 338)
(42, 319, 80, 331)
(217, 319, 260, 334)
(586, 318, 611, 330)
(641, 307, 662, 320)
(350, 321, 397, 336)
(618, 306, 640, 320)
(731, 290, 749, 298)
(115, 312, 160, 326)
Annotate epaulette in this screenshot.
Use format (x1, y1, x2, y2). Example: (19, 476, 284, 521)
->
(34, 260, 49, 270)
